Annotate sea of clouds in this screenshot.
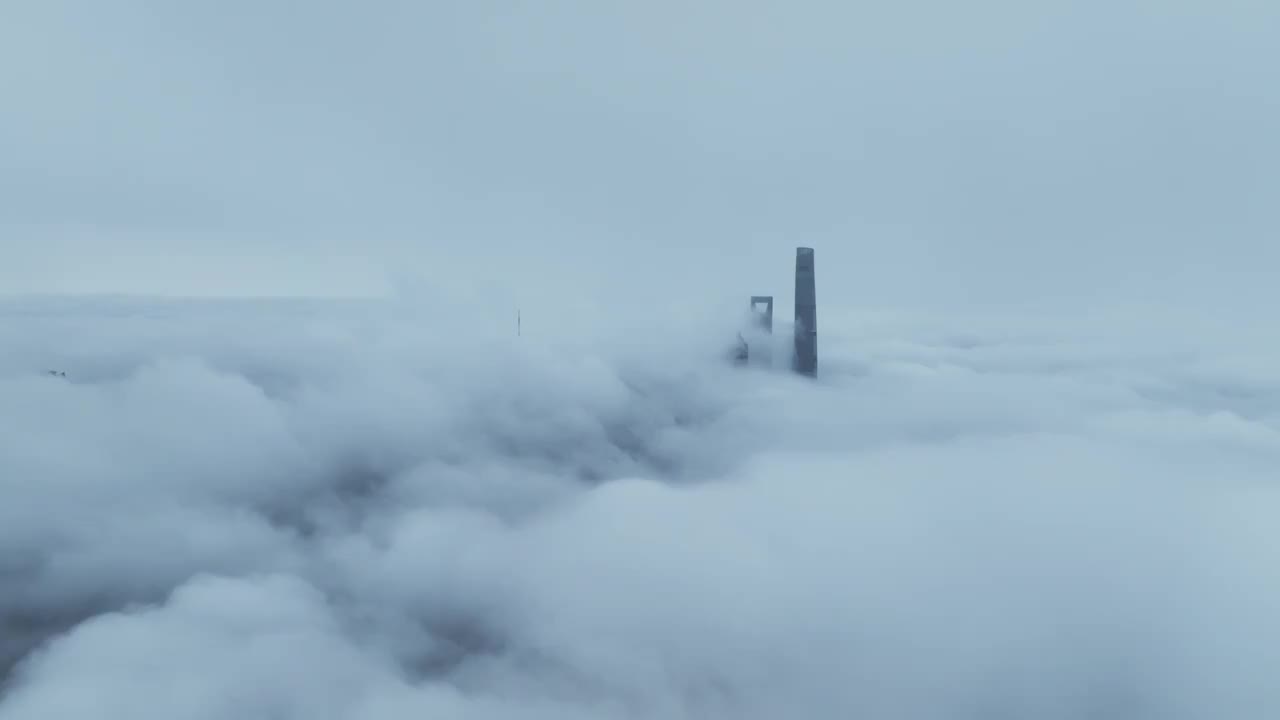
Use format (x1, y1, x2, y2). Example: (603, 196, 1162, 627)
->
(2, 294, 1279, 719)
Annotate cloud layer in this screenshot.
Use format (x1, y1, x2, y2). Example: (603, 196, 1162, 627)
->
(2, 296, 1280, 718)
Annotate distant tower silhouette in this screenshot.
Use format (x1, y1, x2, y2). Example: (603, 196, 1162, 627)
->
(750, 296, 774, 333)
(793, 247, 817, 377)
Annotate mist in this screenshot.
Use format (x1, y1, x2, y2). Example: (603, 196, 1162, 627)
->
(4, 1, 1280, 717)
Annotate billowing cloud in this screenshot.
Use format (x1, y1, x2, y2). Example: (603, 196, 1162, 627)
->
(2, 296, 1280, 718)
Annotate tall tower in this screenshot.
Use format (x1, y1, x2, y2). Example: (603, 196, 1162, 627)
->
(793, 247, 817, 377)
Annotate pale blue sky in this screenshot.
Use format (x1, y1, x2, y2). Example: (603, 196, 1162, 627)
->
(2, 1, 1276, 313)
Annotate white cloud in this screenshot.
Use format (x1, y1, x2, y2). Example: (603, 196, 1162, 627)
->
(2, 296, 1280, 717)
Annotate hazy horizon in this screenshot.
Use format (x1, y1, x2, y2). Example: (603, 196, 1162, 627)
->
(4, 1, 1278, 314)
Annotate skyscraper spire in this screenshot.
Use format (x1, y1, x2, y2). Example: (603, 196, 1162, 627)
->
(793, 247, 817, 377)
